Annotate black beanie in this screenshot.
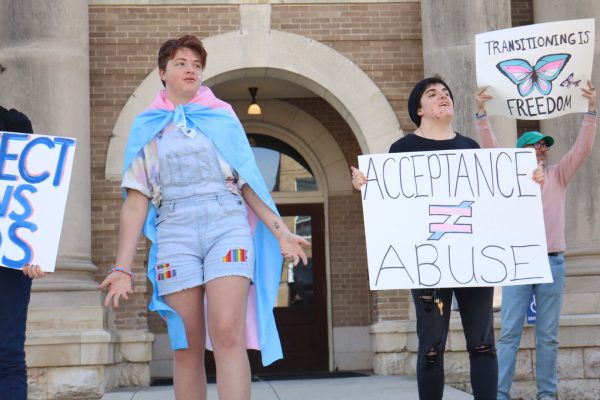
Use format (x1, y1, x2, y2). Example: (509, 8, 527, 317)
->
(407, 76, 454, 127)
(0, 107, 33, 134)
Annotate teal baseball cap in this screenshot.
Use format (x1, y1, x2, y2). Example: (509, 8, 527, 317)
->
(516, 131, 555, 148)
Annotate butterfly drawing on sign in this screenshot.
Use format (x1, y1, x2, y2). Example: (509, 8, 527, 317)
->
(496, 53, 571, 97)
(560, 72, 581, 89)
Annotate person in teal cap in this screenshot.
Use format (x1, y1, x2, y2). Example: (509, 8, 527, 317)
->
(475, 81, 597, 400)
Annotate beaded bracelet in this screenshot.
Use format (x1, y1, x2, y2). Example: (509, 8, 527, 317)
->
(108, 266, 135, 281)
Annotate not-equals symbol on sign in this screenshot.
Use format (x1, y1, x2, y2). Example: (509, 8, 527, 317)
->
(428, 201, 474, 240)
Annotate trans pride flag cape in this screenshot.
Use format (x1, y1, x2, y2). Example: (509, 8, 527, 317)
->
(123, 87, 283, 366)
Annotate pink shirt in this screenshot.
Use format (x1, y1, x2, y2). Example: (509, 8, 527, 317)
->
(476, 113, 597, 253)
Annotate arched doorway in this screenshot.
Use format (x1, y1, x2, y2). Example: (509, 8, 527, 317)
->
(246, 133, 327, 372)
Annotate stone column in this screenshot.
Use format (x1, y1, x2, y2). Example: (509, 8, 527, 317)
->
(0, 1, 151, 399)
(530, 4, 600, 397)
(534, 3, 600, 303)
(533, 1, 600, 278)
(421, 1, 517, 147)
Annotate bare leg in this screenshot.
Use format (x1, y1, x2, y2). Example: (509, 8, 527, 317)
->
(206, 276, 251, 400)
(164, 286, 207, 400)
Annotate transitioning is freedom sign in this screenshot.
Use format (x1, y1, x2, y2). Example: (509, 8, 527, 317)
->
(358, 149, 552, 290)
(0, 131, 76, 272)
(476, 18, 595, 120)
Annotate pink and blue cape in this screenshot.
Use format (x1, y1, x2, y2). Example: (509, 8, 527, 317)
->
(123, 87, 283, 366)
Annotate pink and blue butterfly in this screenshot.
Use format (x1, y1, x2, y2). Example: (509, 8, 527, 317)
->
(496, 53, 571, 97)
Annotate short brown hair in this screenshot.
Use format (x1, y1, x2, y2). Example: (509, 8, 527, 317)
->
(158, 35, 207, 87)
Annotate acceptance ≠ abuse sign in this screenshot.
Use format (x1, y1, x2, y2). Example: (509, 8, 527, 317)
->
(358, 149, 552, 290)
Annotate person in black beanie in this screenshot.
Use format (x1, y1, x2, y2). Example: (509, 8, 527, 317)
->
(0, 62, 45, 400)
(351, 76, 503, 400)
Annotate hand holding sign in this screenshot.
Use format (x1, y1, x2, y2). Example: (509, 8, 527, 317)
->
(22, 263, 44, 279)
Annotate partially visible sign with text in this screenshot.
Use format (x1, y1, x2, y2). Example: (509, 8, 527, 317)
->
(0, 131, 76, 272)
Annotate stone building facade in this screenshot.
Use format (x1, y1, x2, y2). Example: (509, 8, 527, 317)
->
(0, 0, 599, 399)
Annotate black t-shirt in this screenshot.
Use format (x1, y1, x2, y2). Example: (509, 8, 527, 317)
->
(389, 132, 479, 153)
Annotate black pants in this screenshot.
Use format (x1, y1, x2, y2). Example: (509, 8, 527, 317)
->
(412, 286, 497, 400)
(0, 268, 32, 400)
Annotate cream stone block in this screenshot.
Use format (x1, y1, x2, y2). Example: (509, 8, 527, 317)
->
(584, 348, 600, 378)
(444, 352, 471, 383)
(511, 349, 534, 381)
(441, 318, 466, 352)
(564, 274, 600, 294)
(509, 380, 538, 400)
(324, 159, 352, 194)
(80, 342, 113, 366)
(239, 5, 270, 68)
(116, 331, 154, 363)
(334, 352, 373, 371)
(27, 306, 104, 331)
(562, 292, 600, 315)
(371, 332, 408, 353)
(203, 32, 246, 77)
(372, 352, 413, 375)
(119, 341, 152, 363)
(558, 379, 600, 400)
(311, 132, 346, 168)
(28, 368, 49, 400)
(256, 101, 298, 128)
(105, 363, 151, 389)
(27, 344, 81, 368)
(351, 97, 401, 144)
(559, 325, 600, 347)
(368, 131, 403, 155)
(46, 367, 104, 400)
(555, 348, 585, 379)
(288, 109, 328, 145)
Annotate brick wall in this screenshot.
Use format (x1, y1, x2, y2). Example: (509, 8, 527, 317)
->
(272, 2, 423, 130)
(511, 0, 534, 28)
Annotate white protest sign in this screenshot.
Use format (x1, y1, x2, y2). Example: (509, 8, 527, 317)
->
(476, 18, 595, 119)
(358, 149, 552, 290)
(0, 131, 76, 272)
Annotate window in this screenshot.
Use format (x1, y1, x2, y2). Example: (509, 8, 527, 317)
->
(249, 134, 317, 193)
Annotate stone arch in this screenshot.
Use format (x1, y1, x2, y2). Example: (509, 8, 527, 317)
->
(105, 29, 401, 179)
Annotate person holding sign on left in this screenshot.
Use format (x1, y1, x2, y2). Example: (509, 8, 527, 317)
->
(0, 65, 46, 400)
(476, 81, 597, 400)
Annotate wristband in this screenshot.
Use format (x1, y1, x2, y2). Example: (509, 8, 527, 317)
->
(108, 266, 135, 280)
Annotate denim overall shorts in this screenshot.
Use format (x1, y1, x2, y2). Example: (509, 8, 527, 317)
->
(154, 125, 254, 296)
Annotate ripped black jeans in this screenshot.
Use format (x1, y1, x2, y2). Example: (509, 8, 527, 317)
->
(411, 287, 497, 400)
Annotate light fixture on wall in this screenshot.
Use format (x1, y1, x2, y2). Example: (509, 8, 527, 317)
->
(247, 87, 262, 115)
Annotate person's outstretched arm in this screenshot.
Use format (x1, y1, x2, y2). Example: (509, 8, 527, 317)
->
(241, 184, 309, 266)
(553, 81, 597, 185)
(474, 87, 499, 149)
(98, 189, 148, 307)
